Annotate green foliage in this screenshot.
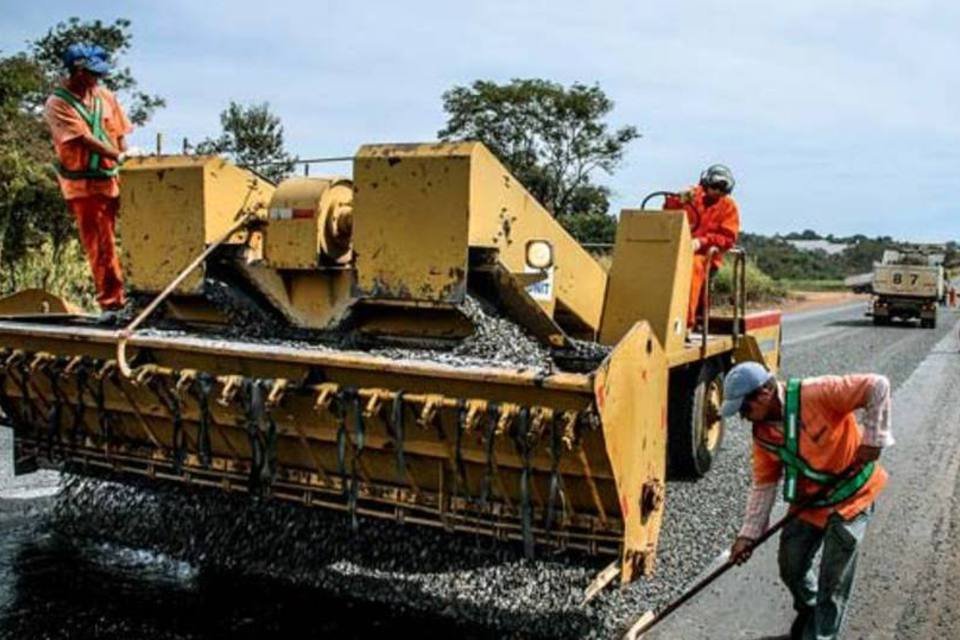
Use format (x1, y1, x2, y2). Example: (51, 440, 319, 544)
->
(0, 17, 161, 304)
(1, 237, 95, 310)
(783, 229, 821, 240)
(438, 78, 639, 238)
(196, 101, 297, 183)
(0, 54, 70, 282)
(559, 211, 617, 244)
(712, 258, 787, 304)
(738, 232, 893, 281)
(28, 17, 165, 125)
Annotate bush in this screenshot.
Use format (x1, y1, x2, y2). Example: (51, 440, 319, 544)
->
(711, 258, 786, 305)
(0, 236, 95, 310)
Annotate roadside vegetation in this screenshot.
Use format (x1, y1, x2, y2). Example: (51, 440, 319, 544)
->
(0, 18, 162, 309)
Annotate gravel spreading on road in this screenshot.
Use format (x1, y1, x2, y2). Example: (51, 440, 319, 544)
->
(12, 308, 956, 637)
(25, 291, 742, 638)
(47, 413, 755, 640)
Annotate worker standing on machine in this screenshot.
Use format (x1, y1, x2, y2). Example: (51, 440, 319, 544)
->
(722, 362, 893, 640)
(664, 165, 740, 329)
(43, 43, 133, 317)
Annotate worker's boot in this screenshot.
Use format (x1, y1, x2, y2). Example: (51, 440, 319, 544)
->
(789, 604, 813, 640)
(95, 309, 121, 326)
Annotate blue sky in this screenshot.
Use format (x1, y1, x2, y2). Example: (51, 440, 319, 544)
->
(3, 1, 958, 241)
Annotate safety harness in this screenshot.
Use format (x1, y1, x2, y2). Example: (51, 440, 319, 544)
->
(756, 378, 875, 508)
(52, 87, 120, 180)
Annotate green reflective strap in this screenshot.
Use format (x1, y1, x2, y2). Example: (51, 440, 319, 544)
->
(53, 88, 94, 126)
(89, 97, 104, 171)
(777, 445, 836, 484)
(757, 436, 877, 508)
(52, 89, 115, 178)
(783, 378, 801, 501)
(808, 461, 875, 508)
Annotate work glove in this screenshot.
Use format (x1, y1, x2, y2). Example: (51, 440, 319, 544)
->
(117, 146, 147, 164)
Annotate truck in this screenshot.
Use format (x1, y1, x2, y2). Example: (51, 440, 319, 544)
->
(871, 248, 945, 328)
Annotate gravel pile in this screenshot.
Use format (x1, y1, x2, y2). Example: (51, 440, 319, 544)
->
(50, 425, 754, 640)
(371, 295, 554, 373)
(77, 291, 756, 638)
(138, 292, 560, 374)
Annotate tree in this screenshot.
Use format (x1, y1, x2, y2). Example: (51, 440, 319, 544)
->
(28, 17, 165, 125)
(196, 102, 297, 183)
(0, 17, 161, 305)
(0, 53, 76, 287)
(438, 79, 639, 239)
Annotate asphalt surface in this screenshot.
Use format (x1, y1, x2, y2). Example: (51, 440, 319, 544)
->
(1, 301, 957, 639)
(645, 303, 960, 639)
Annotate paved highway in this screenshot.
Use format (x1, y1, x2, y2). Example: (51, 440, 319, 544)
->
(647, 303, 960, 639)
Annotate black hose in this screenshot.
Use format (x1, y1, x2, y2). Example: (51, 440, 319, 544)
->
(640, 190, 680, 211)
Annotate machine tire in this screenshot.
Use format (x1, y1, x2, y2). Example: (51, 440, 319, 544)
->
(872, 315, 888, 326)
(921, 317, 936, 329)
(668, 358, 725, 479)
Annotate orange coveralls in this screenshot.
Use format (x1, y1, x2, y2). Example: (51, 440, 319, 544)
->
(665, 185, 740, 327)
(43, 84, 133, 310)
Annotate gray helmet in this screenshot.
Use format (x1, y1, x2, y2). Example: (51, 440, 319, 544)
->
(699, 164, 735, 194)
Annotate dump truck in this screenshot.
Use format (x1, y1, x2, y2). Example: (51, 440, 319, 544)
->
(0, 142, 780, 586)
(871, 248, 944, 328)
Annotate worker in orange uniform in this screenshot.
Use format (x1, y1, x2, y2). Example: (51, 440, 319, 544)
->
(43, 43, 133, 318)
(723, 362, 893, 640)
(664, 165, 740, 329)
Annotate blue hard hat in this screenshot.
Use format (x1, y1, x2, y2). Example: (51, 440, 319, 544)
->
(721, 362, 775, 418)
(62, 43, 111, 76)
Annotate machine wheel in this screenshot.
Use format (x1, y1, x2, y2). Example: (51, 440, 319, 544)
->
(921, 317, 936, 329)
(872, 315, 888, 326)
(668, 359, 725, 479)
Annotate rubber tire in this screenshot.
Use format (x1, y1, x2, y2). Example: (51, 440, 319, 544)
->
(667, 359, 725, 479)
(872, 315, 888, 326)
(921, 317, 936, 329)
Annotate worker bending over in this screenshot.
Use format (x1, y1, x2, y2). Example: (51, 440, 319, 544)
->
(723, 362, 893, 640)
(44, 43, 133, 316)
(664, 165, 740, 329)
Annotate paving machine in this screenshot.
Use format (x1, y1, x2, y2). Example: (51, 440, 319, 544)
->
(0, 142, 780, 585)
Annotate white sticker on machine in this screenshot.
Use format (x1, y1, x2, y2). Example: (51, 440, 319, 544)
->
(525, 265, 555, 301)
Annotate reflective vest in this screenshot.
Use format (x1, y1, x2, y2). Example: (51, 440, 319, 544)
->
(51, 87, 119, 180)
(756, 378, 875, 508)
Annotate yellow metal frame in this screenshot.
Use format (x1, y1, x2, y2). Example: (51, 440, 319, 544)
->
(120, 156, 274, 294)
(593, 321, 668, 582)
(599, 210, 692, 354)
(352, 144, 471, 302)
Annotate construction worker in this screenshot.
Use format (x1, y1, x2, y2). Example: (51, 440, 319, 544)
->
(664, 165, 740, 329)
(723, 362, 893, 640)
(43, 43, 133, 317)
